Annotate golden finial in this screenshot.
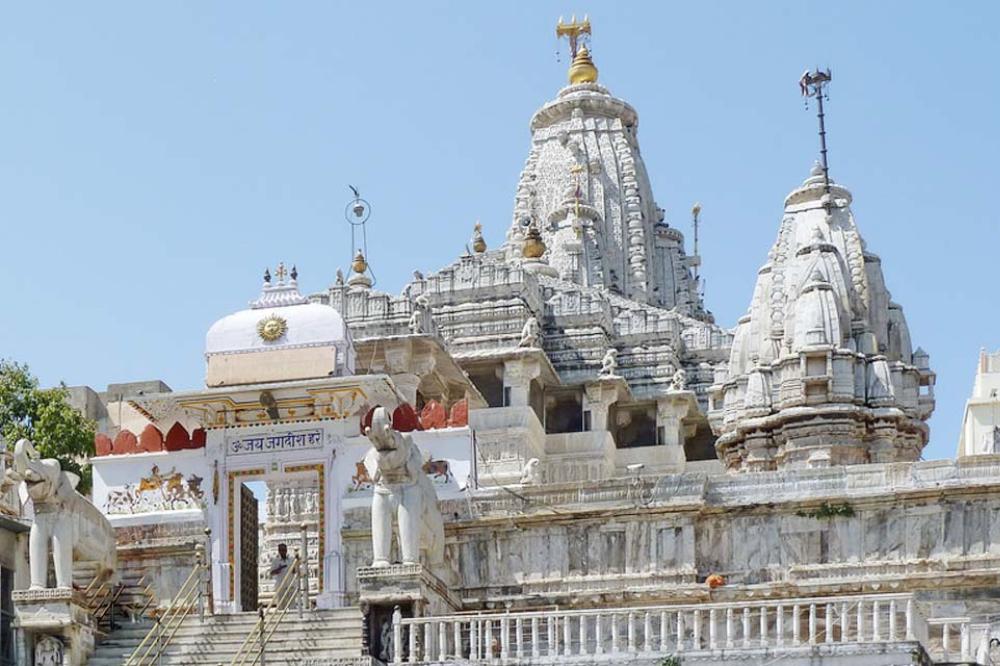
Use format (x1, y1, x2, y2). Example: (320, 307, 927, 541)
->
(351, 250, 368, 274)
(568, 46, 599, 85)
(471, 221, 487, 254)
(557, 15, 598, 85)
(522, 225, 546, 259)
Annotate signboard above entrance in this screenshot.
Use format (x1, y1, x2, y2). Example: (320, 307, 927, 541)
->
(227, 429, 323, 456)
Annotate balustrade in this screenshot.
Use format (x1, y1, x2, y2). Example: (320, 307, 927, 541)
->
(926, 617, 973, 663)
(389, 593, 948, 665)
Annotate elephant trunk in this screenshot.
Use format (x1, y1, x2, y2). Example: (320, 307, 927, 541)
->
(13, 439, 37, 476)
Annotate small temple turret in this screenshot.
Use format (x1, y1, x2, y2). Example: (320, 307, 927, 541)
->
(958, 348, 1000, 456)
(709, 164, 935, 470)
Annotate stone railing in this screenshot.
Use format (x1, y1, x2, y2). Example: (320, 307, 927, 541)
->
(467, 455, 1000, 518)
(389, 593, 952, 664)
(926, 616, 975, 663)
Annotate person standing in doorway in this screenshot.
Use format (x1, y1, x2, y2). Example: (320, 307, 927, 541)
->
(269, 543, 292, 590)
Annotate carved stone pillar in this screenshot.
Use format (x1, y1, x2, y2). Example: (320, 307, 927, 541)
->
(743, 430, 777, 472)
(869, 421, 898, 463)
(655, 393, 697, 447)
(15, 590, 95, 666)
(584, 377, 627, 432)
(503, 358, 541, 407)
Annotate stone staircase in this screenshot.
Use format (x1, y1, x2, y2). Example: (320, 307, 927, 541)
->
(74, 561, 155, 630)
(87, 607, 366, 665)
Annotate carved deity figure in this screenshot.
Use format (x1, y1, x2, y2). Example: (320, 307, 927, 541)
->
(670, 367, 688, 392)
(362, 406, 445, 568)
(6, 439, 116, 590)
(518, 317, 541, 348)
(408, 295, 431, 335)
(519, 458, 541, 485)
(599, 348, 618, 377)
(34, 635, 63, 666)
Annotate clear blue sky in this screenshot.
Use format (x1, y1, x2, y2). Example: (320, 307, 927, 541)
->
(1, 2, 996, 462)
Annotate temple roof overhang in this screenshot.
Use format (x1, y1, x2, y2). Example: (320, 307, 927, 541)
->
(451, 347, 562, 388)
(353, 334, 488, 409)
(129, 374, 401, 431)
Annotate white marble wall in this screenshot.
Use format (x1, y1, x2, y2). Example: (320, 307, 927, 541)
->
(340, 457, 1000, 628)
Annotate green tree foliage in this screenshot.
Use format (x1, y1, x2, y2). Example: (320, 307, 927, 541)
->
(0, 360, 95, 493)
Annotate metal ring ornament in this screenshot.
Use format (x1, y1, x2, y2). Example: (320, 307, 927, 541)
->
(345, 198, 371, 226)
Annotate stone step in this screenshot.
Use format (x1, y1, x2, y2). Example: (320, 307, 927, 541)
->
(90, 609, 365, 665)
(148, 619, 361, 638)
(96, 644, 363, 660)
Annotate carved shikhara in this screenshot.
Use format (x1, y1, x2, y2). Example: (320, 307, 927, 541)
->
(709, 166, 935, 471)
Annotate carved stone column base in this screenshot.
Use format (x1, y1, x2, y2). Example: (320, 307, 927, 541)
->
(357, 563, 459, 615)
(13, 588, 96, 666)
(357, 564, 461, 664)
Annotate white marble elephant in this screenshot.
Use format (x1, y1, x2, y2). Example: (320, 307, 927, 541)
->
(362, 406, 445, 568)
(7, 439, 116, 589)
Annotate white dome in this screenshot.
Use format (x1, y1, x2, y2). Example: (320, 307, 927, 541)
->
(204, 269, 356, 384)
(206, 302, 350, 356)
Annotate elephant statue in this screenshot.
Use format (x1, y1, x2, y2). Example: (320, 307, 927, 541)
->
(7, 439, 116, 590)
(362, 405, 445, 568)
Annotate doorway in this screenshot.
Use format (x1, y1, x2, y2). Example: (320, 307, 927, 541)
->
(227, 466, 327, 613)
(239, 483, 259, 611)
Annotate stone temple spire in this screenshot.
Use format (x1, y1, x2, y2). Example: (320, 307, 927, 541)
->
(708, 164, 936, 471)
(505, 19, 706, 318)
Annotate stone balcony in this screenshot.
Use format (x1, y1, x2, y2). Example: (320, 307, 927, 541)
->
(543, 432, 616, 484)
(389, 593, 974, 665)
(470, 406, 546, 487)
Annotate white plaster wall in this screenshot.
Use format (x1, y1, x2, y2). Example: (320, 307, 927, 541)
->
(92, 448, 210, 518)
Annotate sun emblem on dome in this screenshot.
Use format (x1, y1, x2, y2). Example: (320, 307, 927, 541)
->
(256, 314, 288, 342)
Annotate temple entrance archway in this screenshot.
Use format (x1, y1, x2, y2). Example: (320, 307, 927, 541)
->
(226, 465, 327, 613)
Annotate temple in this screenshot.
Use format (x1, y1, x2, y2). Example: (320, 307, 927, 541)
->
(3, 18, 999, 666)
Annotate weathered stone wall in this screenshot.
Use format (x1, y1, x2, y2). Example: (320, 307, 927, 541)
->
(114, 519, 208, 609)
(342, 456, 1000, 622)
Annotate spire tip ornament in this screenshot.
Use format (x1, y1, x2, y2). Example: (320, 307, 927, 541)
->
(471, 221, 487, 254)
(522, 224, 546, 259)
(352, 250, 368, 275)
(557, 15, 598, 84)
(799, 68, 833, 203)
(344, 185, 376, 288)
(568, 46, 599, 85)
(348, 249, 373, 290)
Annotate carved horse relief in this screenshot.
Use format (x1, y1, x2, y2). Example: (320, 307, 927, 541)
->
(104, 465, 206, 514)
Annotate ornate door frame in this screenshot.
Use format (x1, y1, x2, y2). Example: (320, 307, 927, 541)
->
(226, 464, 327, 608)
